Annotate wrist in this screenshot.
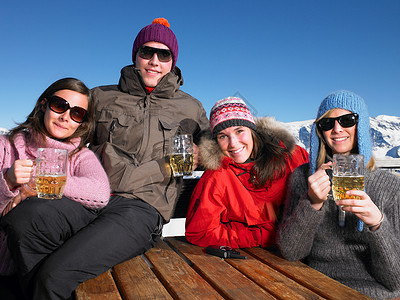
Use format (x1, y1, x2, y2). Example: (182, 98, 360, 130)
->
(4, 171, 16, 190)
(308, 193, 324, 211)
(367, 213, 384, 230)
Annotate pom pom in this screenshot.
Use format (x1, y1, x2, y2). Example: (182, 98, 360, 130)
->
(152, 18, 170, 28)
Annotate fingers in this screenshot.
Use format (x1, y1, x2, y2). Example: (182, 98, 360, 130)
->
(7, 159, 35, 187)
(319, 161, 333, 171)
(308, 164, 332, 203)
(335, 191, 382, 225)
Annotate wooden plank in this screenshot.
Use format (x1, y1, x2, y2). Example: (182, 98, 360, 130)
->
(112, 255, 173, 300)
(167, 237, 275, 300)
(145, 239, 223, 299)
(246, 247, 373, 300)
(226, 251, 324, 300)
(75, 270, 122, 300)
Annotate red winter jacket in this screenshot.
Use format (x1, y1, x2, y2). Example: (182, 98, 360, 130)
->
(185, 117, 309, 249)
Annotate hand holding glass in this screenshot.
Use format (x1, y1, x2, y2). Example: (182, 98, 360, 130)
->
(332, 154, 365, 200)
(35, 148, 68, 199)
(332, 154, 365, 230)
(169, 134, 194, 177)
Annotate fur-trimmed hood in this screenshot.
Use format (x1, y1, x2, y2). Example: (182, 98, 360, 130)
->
(199, 117, 296, 170)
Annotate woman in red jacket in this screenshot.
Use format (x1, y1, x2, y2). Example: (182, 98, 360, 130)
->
(185, 97, 309, 248)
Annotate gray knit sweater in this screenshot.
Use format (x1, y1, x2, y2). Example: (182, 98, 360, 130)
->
(277, 163, 400, 300)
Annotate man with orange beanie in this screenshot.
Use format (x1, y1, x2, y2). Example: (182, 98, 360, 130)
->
(6, 18, 209, 299)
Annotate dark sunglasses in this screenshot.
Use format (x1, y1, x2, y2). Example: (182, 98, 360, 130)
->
(47, 96, 87, 123)
(138, 46, 172, 62)
(317, 113, 359, 131)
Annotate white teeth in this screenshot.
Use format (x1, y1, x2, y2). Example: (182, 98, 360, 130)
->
(147, 70, 158, 74)
(231, 147, 244, 154)
(333, 137, 347, 142)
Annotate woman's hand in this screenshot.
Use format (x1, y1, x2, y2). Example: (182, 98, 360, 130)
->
(1, 183, 37, 216)
(308, 162, 332, 210)
(5, 159, 35, 189)
(336, 190, 383, 230)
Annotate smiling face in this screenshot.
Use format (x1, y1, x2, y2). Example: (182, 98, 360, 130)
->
(44, 89, 88, 140)
(216, 126, 254, 163)
(322, 108, 357, 155)
(135, 41, 173, 87)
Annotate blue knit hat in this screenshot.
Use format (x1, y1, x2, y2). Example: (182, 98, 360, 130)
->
(309, 90, 372, 174)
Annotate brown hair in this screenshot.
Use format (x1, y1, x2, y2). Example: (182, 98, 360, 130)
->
(250, 129, 292, 187)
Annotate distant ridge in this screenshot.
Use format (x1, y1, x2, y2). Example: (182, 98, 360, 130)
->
(1, 114, 399, 158)
(283, 115, 400, 159)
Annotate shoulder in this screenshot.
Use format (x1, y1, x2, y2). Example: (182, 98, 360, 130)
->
(91, 85, 120, 103)
(92, 84, 119, 95)
(196, 167, 229, 192)
(367, 169, 400, 191)
(199, 136, 224, 170)
(72, 147, 99, 162)
(0, 134, 8, 146)
(174, 90, 206, 110)
(255, 117, 296, 151)
(291, 163, 310, 181)
(0, 135, 11, 157)
(289, 145, 310, 168)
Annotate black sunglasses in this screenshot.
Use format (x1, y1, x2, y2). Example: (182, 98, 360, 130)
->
(138, 46, 172, 62)
(317, 113, 359, 131)
(47, 96, 87, 123)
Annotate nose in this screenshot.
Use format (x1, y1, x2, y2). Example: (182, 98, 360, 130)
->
(228, 135, 239, 147)
(332, 120, 344, 132)
(59, 110, 70, 122)
(148, 53, 160, 65)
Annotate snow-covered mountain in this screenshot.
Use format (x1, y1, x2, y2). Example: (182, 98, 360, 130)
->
(1, 114, 399, 158)
(283, 115, 400, 159)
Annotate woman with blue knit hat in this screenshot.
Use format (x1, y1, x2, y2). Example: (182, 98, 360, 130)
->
(278, 90, 400, 299)
(185, 97, 309, 249)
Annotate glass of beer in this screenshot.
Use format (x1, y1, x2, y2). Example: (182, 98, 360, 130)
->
(169, 134, 194, 177)
(35, 148, 68, 199)
(332, 154, 365, 201)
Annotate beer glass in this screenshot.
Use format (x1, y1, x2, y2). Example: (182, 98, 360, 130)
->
(332, 154, 365, 230)
(169, 134, 194, 177)
(35, 148, 68, 199)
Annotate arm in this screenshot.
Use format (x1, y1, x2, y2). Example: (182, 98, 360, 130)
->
(362, 171, 400, 291)
(185, 173, 269, 249)
(0, 138, 22, 213)
(277, 164, 327, 260)
(62, 148, 110, 210)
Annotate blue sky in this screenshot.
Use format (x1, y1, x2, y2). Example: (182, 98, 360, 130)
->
(1, 1, 399, 130)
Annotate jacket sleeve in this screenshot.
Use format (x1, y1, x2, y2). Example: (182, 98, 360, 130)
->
(185, 172, 273, 249)
(364, 171, 400, 291)
(62, 148, 110, 210)
(277, 164, 326, 260)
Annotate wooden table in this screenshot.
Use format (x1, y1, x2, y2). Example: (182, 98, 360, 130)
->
(76, 237, 371, 300)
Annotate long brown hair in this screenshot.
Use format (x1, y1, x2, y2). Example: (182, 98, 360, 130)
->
(7, 78, 95, 157)
(250, 129, 292, 187)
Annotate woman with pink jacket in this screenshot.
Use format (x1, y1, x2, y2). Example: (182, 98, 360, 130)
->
(0, 78, 110, 299)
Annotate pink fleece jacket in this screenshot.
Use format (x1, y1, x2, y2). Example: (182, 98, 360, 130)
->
(0, 132, 111, 274)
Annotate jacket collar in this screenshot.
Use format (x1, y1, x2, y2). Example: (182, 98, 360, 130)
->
(118, 65, 183, 98)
